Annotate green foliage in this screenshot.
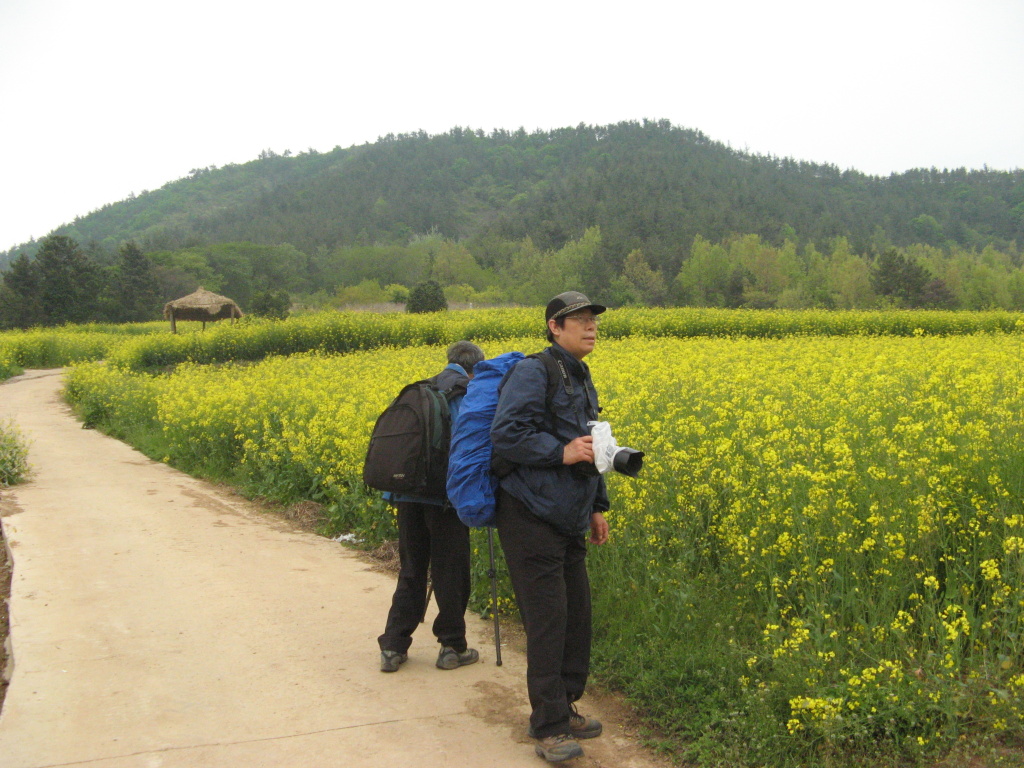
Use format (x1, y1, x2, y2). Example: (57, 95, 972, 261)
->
(250, 289, 291, 319)
(385, 283, 409, 303)
(107, 241, 161, 322)
(0, 355, 21, 381)
(910, 213, 944, 246)
(871, 250, 932, 307)
(2, 236, 166, 328)
(500, 228, 605, 305)
(6, 221, 1024, 330)
(429, 240, 493, 290)
(618, 249, 669, 305)
(442, 283, 476, 303)
(6, 121, 1022, 278)
(317, 243, 430, 291)
(148, 241, 310, 307)
(333, 279, 390, 307)
(406, 280, 448, 313)
(323, 494, 398, 549)
(35, 235, 102, 324)
(0, 254, 44, 329)
(0, 419, 30, 486)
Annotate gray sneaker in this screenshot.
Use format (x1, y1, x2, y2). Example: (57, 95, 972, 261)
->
(534, 733, 584, 762)
(380, 650, 407, 672)
(436, 646, 479, 669)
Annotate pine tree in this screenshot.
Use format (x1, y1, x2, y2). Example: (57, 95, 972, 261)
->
(870, 250, 930, 307)
(111, 241, 161, 322)
(35, 235, 101, 324)
(0, 254, 45, 328)
(406, 280, 448, 313)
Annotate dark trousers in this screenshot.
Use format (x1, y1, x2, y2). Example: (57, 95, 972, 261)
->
(496, 490, 592, 738)
(378, 501, 471, 654)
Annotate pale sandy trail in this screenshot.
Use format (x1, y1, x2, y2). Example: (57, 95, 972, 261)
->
(0, 370, 667, 768)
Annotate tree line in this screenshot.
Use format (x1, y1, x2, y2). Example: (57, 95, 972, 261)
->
(1, 236, 159, 327)
(0, 236, 293, 329)
(3, 228, 1022, 330)
(4, 121, 1022, 277)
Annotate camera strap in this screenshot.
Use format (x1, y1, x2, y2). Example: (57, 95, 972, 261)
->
(540, 349, 598, 423)
(552, 356, 573, 395)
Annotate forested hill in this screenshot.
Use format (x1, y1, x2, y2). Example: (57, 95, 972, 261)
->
(3, 119, 1022, 274)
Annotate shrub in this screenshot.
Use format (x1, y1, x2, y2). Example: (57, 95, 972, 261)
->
(0, 355, 21, 382)
(406, 280, 448, 313)
(250, 289, 291, 319)
(0, 419, 29, 486)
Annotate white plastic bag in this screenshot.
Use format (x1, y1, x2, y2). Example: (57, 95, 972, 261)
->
(589, 420, 618, 475)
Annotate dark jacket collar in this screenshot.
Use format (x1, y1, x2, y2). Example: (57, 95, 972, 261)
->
(549, 343, 590, 378)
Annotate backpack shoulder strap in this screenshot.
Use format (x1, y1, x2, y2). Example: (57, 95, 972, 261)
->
(494, 350, 565, 417)
(428, 370, 468, 401)
(526, 349, 570, 411)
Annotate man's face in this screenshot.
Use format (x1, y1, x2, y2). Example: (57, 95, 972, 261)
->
(549, 310, 600, 360)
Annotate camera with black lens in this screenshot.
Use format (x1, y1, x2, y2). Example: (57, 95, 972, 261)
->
(587, 421, 644, 478)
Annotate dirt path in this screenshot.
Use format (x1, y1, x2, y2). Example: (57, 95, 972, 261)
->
(0, 370, 671, 768)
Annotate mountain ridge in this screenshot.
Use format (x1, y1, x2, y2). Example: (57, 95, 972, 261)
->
(3, 119, 1021, 272)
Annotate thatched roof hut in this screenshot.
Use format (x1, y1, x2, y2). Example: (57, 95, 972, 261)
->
(163, 287, 243, 333)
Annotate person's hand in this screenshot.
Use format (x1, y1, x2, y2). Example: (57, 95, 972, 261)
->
(589, 512, 609, 545)
(563, 435, 595, 465)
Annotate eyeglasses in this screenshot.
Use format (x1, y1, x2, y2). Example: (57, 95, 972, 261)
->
(564, 313, 601, 326)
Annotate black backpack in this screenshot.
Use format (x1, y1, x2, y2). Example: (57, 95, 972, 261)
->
(363, 372, 468, 498)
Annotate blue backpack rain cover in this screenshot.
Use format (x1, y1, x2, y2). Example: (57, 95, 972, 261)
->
(446, 351, 525, 527)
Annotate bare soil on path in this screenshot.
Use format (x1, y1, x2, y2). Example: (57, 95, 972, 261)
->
(0, 370, 671, 768)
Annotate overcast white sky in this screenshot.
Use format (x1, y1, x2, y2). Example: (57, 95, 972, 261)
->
(1, 0, 1022, 252)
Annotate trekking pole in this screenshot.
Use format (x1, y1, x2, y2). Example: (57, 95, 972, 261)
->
(487, 526, 503, 666)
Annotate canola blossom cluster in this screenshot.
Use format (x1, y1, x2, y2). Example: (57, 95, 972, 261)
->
(63, 322, 1024, 765)
(4, 307, 1021, 382)
(44, 306, 1024, 372)
(588, 333, 1024, 762)
(0, 320, 208, 378)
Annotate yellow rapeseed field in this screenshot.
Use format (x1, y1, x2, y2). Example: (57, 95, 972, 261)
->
(64, 325, 1024, 765)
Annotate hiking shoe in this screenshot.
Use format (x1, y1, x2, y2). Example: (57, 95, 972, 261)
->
(534, 734, 584, 762)
(436, 646, 479, 669)
(568, 703, 602, 739)
(380, 650, 407, 672)
(528, 711, 603, 740)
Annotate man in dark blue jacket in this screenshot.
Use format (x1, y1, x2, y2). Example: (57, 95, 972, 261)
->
(491, 292, 610, 763)
(378, 340, 485, 673)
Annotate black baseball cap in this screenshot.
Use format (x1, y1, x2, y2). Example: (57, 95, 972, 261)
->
(545, 291, 607, 323)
